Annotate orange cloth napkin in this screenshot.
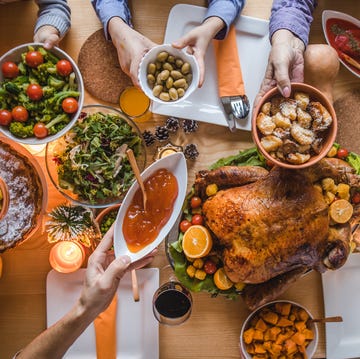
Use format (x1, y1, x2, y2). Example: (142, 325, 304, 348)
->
(94, 294, 118, 359)
(213, 25, 245, 97)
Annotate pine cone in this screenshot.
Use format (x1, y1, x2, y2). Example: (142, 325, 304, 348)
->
(184, 143, 199, 160)
(165, 117, 180, 133)
(155, 126, 170, 142)
(142, 130, 156, 146)
(182, 119, 199, 134)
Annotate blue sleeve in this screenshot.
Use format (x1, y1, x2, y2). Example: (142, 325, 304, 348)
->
(35, 0, 71, 37)
(91, 0, 132, 40)
(269, 0, 317, 46)
(205, 0, 245, 39)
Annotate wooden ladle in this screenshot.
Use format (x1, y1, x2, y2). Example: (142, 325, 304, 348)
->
(0, 176, 9, 221)
(126, 148, 147, 211)
(309, 316, 343, 324)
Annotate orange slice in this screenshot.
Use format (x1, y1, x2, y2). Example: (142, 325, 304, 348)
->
(182, 225, 213, 259)
(213, 268, 233, 290)
(329, 199, 353, 224)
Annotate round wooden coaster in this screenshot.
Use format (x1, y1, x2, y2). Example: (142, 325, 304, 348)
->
(334, 88, 360, 153)
(78, 29, 132, 104)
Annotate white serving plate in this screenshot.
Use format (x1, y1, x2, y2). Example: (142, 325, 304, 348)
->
(114, 152, 187, 262)
(47, 268, 159, 359)
(322, 10, 360, 78)
(322, 253, 360, 359)
(151, 4, 271, 131)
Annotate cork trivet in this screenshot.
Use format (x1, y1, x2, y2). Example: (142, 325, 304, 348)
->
(78, 29, 132, 104)
(334, 88, 360, 153)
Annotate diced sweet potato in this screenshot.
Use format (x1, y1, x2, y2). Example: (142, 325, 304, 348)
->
(270, 343, 283, 355)
(243, 327, 255, 344)
(254, 343, 267, 354)
(275, 302, 292, 316)
(291, 332, 306, 346)
(264, 326, 281, 341)
(262, 311, 279, 325)
(255, 318, 268, 332)
(245, 343, 255, 354)
(284, 339, 298, 355)
(303, 328, 314, 340)
(253, 329, 264, 341)
(294, 321, 307, 333)
(277, 316, 293, 327)
(298, 308, 309, 322)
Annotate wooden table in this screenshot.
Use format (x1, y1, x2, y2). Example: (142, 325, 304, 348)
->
(0, 1, 359, 358)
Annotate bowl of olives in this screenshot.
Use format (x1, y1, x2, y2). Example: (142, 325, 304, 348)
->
(138, 44, 200, 104)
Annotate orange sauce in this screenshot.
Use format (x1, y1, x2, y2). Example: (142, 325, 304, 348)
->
(123, 168, 178, 252)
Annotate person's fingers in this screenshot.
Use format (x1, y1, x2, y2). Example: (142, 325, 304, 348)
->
(195, 54, 205, 87)
(273, 59, 292, 98)
(172, 35, 191, 49)
(43, 34, 60, 49)
(101, 256, 131, 287)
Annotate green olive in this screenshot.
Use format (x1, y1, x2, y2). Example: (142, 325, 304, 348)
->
(159, 69, 170, 81)
(156, 51, 169, 62)
(177, 88, 185, 97)
(147, 63, 156, 75)
(152, 85, 163, 97)
(166, 77, 174, 89)
(181, 62, 191, 75)
(159, 92, 171, 101)
(169, 88, 179, 101)
(173, 78, 187, 88)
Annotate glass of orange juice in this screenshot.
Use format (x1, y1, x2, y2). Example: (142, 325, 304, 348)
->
(119, 86, 151, 122)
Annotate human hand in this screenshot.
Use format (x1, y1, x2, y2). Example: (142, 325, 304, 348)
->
(255, 30, 306, 107)
(78, 225, 155, 318)
(108, 17, 157, 87)
(34, 25, 61, 49)
(172, 16, 225, 87)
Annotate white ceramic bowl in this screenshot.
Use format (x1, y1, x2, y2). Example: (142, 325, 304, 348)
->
(322, 10, 360, 78)
(138, 44, 200, 105)
(240, 300, 318, 359)
(114, 152, 187, 262)
(0, 43, 84, 144)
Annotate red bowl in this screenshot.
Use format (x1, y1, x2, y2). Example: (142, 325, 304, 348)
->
(252, 83, 337, 169)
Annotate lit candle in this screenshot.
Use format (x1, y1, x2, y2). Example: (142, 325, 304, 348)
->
(49, 241, 85, 273)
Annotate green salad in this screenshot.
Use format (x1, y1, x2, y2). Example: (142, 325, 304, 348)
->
(169, 146, 360, 299)
(52, 111, 143, 204)
(0, 45, 80, 139)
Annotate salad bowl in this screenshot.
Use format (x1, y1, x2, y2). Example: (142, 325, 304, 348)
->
(45, 104, 146, 208)
(114, 152, 187, 262)
(0, 43, 84, 145)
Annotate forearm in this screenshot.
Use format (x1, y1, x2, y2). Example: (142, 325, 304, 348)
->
(269, 0, 317, 47)
(17, 300, 94, 359)
(91, 0, 131, 40)
(34, 0, 71, 38)
(205, 0, 245, 39)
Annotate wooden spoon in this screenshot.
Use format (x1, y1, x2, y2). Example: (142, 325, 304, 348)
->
(126, 148, 147, 211)
(126, 148, 146, 302)
(309, 316, 343, 324)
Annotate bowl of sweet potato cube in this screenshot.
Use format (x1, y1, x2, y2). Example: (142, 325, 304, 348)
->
(240, 300, 318, 359)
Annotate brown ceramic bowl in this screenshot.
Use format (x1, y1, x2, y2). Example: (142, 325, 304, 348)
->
(95, 204, 121, 236)
(0, 176, 9, 221)
(240, 300, 318, 359)
(252, 83, 337, 169)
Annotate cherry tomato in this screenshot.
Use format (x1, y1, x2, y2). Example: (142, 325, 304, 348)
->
(337, 148, 349, 159)
(56, 59, 73, 77)
(25, 51, 44, 68)
(266, 159, 274, 168)
(191, 214, 203, 225)
(0, 110, 12, 126)
(11, 106, 28, 122)
(62, 97, 78, 114)
(26, 84, 43, 101)
(179, 219, 192, 233)
(204, 259, 217, 274)
(33, 122, 49, 138)
(190, 196, 202, 209)
(351, 192, 360, 205)
(1, 61, 19, 78)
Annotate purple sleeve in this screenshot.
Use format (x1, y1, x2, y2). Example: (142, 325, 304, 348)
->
(269, 0, 317, 46)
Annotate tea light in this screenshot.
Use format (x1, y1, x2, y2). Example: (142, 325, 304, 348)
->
(49, 241, 85, 273)
(154, 143, 183, 160)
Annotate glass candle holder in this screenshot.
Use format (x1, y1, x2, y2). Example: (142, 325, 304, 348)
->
(119, 86, 151, 122)
(49, 241, 85, 273)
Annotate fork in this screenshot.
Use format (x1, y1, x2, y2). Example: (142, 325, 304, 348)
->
(220, 95, 250, 132)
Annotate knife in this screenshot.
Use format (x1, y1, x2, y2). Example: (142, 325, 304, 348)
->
(213, 25, 250, 132)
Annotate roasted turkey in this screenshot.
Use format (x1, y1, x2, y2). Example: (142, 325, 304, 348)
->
(195, 157, 360, 309)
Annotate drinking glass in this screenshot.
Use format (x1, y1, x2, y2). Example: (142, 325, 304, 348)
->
(152, 265, 193, 326)
(119, 86, 152, 122)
